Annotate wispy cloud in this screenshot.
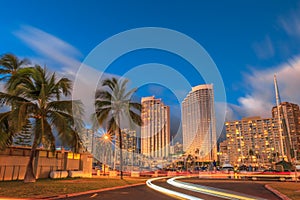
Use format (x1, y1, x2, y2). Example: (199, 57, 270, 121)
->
(232, 56, 300, 118)
(252, 35, 275, 59)
(13, 25, 105, 124)
(279, 4, 300, 39)
(14, 25, 82, 77)
(230, 5, 300, 120)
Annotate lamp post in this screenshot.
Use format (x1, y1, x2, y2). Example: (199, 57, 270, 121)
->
(102, 133, 113, 175)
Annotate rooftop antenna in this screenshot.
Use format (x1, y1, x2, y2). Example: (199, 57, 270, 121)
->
(274, 74, 285, 160)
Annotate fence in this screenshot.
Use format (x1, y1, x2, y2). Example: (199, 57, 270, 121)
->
(0, 146, 93, 181)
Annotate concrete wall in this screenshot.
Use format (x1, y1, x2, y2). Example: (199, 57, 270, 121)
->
(0, 146, 92, 181)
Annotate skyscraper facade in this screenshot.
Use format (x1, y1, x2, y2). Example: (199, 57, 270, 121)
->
(115, 129, 137, 169)
(182, 84, 217, 162)
(272, 102, 300, 160)
(222, 101, 300, 166)
(141, 96, 170, 158)
(223, 117, 281, 166)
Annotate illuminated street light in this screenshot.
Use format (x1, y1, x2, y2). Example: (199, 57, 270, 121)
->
(98, 132, 115, 172)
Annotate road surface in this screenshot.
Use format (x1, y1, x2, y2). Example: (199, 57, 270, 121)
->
(59, 177, 281, 200)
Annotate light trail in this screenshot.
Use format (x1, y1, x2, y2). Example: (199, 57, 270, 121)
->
(167, 176, 267, 200)
(146, 176, 203, 200)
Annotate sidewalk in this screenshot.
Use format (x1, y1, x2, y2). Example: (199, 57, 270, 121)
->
(48, 182, 146, 200)
(265, 185, 292, 200)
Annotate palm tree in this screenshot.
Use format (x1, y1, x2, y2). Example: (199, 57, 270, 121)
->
(0, 65, 84, 182)
(0, 53, 30, 148)
(0, 53, 30, 82)
(94, 77, 142, 179)
(0, 53, 30, 149)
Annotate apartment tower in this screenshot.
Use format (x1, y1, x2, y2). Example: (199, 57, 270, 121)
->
(223, 117, 281, 166)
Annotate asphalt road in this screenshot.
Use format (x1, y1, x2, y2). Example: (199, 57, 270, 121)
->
(60, 178, 282, 200)
(181, 178, 281, 200)
(58, 184, 174, 200)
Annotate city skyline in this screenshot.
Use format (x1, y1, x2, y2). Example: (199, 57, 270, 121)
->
(1, 1, 300, 125)
(0, 1, 300, 162)
(1, 2, 300, 199)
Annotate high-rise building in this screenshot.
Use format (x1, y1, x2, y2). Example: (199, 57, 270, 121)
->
(141, 96, 170, 158)
(115, 129, 137, 169)
(272, 102, 300, 160)
(115, 129, 137, 153)
(80, 128, 95, 153)
(224, 117, 281, 166)
(182, 84, 217, 162)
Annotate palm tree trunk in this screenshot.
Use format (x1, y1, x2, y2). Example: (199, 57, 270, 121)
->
(24, 134, 38, 183)
(118, 127, 123, 179)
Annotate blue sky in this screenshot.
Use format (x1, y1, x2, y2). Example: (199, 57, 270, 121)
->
(1, 0, 300, 139)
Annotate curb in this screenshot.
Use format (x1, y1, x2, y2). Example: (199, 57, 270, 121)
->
(43, 182, 146, 199)
(265, 184, 292, 200)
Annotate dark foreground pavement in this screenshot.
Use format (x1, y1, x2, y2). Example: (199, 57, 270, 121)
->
(57, 184, 174, 200)
(57, 178, 282, 200)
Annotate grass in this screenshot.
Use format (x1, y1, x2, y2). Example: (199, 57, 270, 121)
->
(0, 177, 146, 199)
(268, 182, 300, 200)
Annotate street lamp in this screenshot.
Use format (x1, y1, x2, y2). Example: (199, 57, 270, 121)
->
(101, 133, 113, 174)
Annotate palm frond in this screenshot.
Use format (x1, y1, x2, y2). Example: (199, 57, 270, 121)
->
(0, 111, 13, 149)
(95, 90, 112, 100)
(123, 87, 137, 100)
(129, 110, 143, 126)
(94, 100, 112, 110)
(46, 100, 74, 114)
(95, 107, 111, 126)
(0, 92, 29, 106)
(129, 102, 142, 111)
(56, 77, 72, 97)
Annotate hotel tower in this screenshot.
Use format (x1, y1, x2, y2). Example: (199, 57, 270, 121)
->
(141, 96, 170, 158)
(182, 84, 217, 162)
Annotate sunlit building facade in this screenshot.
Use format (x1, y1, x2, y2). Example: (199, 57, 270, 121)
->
(272, 102, 300, 161)
(115, 129, 137, 169)
(141, 96, 170, 158)
(182, 84, 217, 162)
(224, 117, 281, 166)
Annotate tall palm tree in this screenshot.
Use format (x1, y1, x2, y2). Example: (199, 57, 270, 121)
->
(94, 77, 142, 179)
(0, 53, 30, 82)
(0, 65, 84, 182)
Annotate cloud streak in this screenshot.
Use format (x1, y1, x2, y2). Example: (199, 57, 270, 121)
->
(13, 25, 106, 124)
(14, 25, 83, 78)
(279, 4, 300, 39)
(231, 56, 300, 119)
(253, 35, 275, 59)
